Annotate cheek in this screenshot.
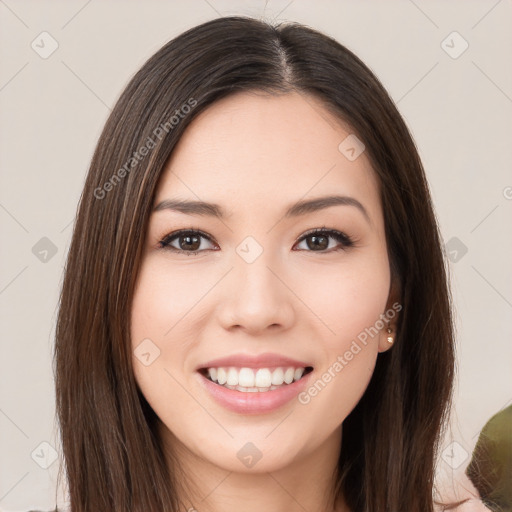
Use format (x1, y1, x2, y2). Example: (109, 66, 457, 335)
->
(130, 257, 215, 411)
(292, 255, 390, 427)
(130, 262, 201, 435)
(130, 258, 209, 346)
(296, 254, 391, 346)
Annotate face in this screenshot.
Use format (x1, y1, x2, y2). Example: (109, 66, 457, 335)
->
(130, 90, 396, 476)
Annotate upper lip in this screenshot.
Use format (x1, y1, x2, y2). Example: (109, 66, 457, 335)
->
(196, 352, 313, 370)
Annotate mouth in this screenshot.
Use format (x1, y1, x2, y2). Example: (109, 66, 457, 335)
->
(195, 353, 315, 414)
(198, 365, 314, 393)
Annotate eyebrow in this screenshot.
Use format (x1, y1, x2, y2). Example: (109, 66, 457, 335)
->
(153, 195, 371, 224)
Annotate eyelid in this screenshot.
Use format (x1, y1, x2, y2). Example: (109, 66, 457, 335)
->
(294, 226, 355, 251)
(158, 228, 218, 253)
(158, 226, 356, 255)
(296, 226, 353, 244)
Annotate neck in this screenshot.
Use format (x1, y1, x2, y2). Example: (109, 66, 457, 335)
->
(161, 423, 350, 512)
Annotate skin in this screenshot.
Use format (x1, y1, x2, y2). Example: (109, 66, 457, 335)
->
(130, 90, 398, 512)
(436, 471, 492, 512)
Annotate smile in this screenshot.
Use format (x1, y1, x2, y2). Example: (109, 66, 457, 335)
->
(197, 365, 314, 414)
(200, 366, 314, 392)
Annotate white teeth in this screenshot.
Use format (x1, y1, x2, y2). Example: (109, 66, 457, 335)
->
(255, 368, 272, 387)
(217, 367, 227, 385)
(271, 367, 284, 385)
(284, 367, 295, 384)
(238, 367, 255, 387)
(203, 365, 310, 391)
(241, 386, 259, 392)
(226, 367, 238, 386)
(294, 368, 304, 381)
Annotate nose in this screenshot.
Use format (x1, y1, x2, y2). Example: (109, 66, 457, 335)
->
(217, 254, 295, 335)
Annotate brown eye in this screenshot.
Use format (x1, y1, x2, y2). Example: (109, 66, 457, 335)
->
(159, 230, 217, 255)
(295, 228, 354, 253)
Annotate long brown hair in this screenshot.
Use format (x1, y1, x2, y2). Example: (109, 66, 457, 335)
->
(54, 16, 460, 511)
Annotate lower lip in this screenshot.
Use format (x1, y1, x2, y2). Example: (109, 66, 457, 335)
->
(197, 370, 313, 415)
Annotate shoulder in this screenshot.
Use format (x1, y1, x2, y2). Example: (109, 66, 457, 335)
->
(435, 470, 494, 512)
(434, 498, 492, 511)
(449, 499, 493, 512)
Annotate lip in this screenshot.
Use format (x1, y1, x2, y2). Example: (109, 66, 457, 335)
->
(196, 352, 313, 371)
(196, 368, 314, 415)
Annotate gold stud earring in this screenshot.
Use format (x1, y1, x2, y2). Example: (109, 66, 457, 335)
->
(386, 327, 394, 345)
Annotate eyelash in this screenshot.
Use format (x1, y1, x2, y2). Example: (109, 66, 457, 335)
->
(157, 226, 356, 256)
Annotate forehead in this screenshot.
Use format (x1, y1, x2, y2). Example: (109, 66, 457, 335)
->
(155, 91, 381, 223)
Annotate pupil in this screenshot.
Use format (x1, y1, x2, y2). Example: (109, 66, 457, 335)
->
(182, 235, 199, 251)
(309, 235, 327, 250)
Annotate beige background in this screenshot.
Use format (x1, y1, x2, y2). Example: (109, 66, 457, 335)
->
(1, 0, 511, 510)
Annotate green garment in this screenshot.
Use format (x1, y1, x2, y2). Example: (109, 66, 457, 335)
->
(466, 404, 512, 512)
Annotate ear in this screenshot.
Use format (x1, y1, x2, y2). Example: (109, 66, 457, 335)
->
(377, 277, 402, 353)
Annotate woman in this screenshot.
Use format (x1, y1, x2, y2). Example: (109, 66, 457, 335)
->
(54, 15, 479, 511)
